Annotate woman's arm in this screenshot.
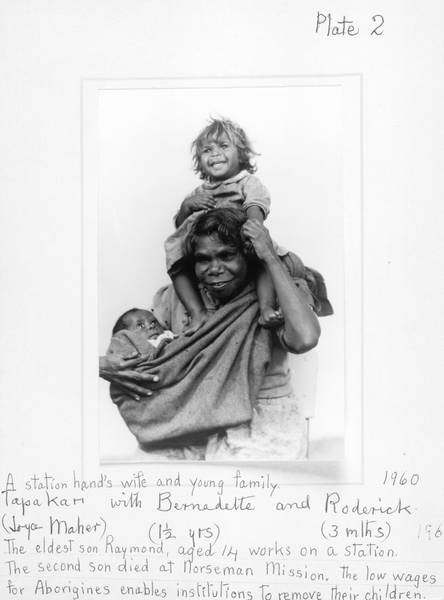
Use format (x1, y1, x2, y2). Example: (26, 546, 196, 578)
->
(242, 220, 321, 353)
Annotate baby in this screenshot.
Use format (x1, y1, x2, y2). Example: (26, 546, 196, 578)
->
(106, 308, 175, 361)
(165, 117, 285, 334)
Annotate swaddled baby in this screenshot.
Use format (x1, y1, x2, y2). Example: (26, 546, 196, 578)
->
(107, 308, 175, 361)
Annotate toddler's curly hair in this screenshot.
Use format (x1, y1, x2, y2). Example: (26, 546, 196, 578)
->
(191, 117, 259, 180)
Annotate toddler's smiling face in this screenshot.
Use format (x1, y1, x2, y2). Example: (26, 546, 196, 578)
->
(199, 133, 241, 181)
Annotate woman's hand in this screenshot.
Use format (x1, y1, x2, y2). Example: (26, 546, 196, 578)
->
(242, 219, 275, 261)
(99, 354, 160, 401)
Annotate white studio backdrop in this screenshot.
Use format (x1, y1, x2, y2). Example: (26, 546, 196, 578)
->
(96, 83, 346, 460)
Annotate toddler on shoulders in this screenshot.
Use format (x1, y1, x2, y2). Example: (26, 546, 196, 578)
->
(165, 117, 286, 334)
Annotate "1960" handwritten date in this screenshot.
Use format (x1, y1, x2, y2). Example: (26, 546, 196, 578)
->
(382, 471, 420, 486)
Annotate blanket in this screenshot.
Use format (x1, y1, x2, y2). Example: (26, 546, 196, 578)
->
(110, 285, 273, 448)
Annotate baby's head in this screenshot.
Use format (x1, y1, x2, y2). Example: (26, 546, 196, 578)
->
(191, 117, 258, 181)
(112, 308, 165, 339)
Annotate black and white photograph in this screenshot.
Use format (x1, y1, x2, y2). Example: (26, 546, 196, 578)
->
(86, 77, 362, 467)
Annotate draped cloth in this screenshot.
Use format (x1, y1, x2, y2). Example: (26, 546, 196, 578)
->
(110, 285, 273, 448)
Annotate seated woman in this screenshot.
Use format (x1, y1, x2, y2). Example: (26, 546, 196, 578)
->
(100, 207, 324, 461)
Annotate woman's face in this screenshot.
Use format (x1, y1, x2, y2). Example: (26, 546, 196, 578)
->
(193, 234, 248, 302)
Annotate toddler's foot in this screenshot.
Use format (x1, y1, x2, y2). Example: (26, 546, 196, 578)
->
(183, 310, 208, 336)
(258, 307, 283, 329)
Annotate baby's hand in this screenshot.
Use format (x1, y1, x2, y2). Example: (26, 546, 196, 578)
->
(183, 190, 216, 213)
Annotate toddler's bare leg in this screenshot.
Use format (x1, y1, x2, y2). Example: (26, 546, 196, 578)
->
(172, 271, 208, 335)
(257, 267, 284, 328)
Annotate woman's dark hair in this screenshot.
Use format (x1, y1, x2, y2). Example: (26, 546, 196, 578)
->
(185, 207, 249, 257)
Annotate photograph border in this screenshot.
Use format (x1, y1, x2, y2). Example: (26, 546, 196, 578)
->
(81, 75, 363, 484)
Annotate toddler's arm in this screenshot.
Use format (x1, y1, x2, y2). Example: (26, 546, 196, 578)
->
(246, 205, 265, 223)
(242, 175, 271, 221)
(175, 189, 216, 227)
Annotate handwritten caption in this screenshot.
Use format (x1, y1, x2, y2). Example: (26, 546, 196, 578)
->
(1, 469, 442, 599)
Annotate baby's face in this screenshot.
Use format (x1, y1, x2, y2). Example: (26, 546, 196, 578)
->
(124, 310, 165, 339)
(199, 132, 240, 181)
